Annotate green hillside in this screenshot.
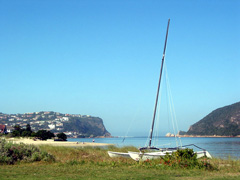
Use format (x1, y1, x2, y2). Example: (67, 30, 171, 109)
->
(186, 102, 240, 136)
(63, 116, 111, 137)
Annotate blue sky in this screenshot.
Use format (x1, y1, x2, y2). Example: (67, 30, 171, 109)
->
(0, 0, 239, 136)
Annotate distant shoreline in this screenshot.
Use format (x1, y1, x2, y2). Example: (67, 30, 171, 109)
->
(68, 136, 114, 139)
(6, 137, 114, 147)
(176, 135, 240, 138)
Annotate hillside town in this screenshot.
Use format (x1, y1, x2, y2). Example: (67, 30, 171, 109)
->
(0, 111, 92, 137)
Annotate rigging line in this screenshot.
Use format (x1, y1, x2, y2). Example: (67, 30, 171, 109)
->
(168, 77, 182, 147)
(153, 77, 163, 146)
(146, 79, 163, 147)
(154, 57, 171, 148)
(161, 63, 170, 136)
(164, 63, 171, 135)
(165, 65, 182, 147)
(154, 60, 170, 147)
(122, 106, 142, 143)
(164, 64, 177, 146)
(171, 98, 182, 147)
(147, 91, 162, 148)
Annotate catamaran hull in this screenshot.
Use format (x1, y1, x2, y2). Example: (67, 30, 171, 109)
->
(128, 151, 141, 161)
(128, 150, 212, 161)
(107, 151, 130, 158)
(196, 151, 212, 159)
(128, 151, 167, 161)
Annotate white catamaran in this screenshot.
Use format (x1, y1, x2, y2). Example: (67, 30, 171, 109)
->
(108, 19, 212, 161)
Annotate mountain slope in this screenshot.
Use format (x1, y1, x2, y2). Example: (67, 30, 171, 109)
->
(63, 116, 111, 137)
(0, 111, 111, 137)
(186, 102, 240, 136)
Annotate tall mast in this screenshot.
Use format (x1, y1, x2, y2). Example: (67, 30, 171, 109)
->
(148, 19, 170, 148)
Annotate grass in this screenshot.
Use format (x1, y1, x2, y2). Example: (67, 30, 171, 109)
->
(1, 144, 240, 180)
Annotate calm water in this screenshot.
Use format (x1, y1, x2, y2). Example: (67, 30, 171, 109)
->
(68, 137, 240, 159)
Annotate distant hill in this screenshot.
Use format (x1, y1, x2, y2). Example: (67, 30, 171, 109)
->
(0, 111, 111, 138)
(186, 102, 240, 136)
(63, 116, 111, 137)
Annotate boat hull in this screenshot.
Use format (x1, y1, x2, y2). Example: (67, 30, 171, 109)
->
(128, 150, 212, 161)
(196, 151, 212, 159)
(107, 151, 130, 158)
(128, 151, 168, 161)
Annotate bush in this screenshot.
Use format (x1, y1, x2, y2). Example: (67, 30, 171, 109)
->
(57, 132, 67, 141)
(35, 130, 55, 140)
(159, 148, 215, 170)
(0, 139, 55, 164)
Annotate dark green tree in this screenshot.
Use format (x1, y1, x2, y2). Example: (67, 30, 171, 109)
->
(35, 130, 55, 140)
(21, 131, 31, 137)
(57, 132, 67, 141)
(21, 124, 32, 137)
(13, 125, 22, 131)
(31, 132, 37, 137)
(11, 130, 20, 137)
(26, 124, 31, 132)
(12, 125, 23, 137)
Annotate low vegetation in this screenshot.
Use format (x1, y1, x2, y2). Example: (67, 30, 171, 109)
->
(156, 149, 215, 170)
(0, 139, 55, 165)
(0, 142, 240, 179)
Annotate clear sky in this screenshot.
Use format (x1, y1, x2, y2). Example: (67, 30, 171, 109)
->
(0, 0, 239, 136)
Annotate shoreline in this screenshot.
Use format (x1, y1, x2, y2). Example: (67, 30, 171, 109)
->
(176, 135, 240, 138)
(5, 137, 114, 147)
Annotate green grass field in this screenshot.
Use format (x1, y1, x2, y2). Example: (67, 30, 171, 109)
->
(1, 145, 240, 180)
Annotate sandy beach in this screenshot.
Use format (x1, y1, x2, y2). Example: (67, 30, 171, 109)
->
(6, 138, 113, 147)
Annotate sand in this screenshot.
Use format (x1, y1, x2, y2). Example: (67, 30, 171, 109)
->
(6, 138, 113, 147)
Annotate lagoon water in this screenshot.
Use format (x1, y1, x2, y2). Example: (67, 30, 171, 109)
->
(68, 137, 240, 159)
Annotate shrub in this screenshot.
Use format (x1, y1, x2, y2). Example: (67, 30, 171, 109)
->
(57, 132, 67, 141)
(35, 130, 55, 140)
(159, 148, 215, 170)
(0, 139, 55, 164)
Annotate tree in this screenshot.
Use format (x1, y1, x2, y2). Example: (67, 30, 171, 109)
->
(12, 125, 23, 137)
(35, 130, 55, 140)
(31, 132, 37, 137)
(57, 132, 67, 141)
(21, 124, 32, 137)
(21, 131, 31, 137)
(14, 125, 21, 131)
(11, 130, 20, 137)
(26, 124, 31, 132)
